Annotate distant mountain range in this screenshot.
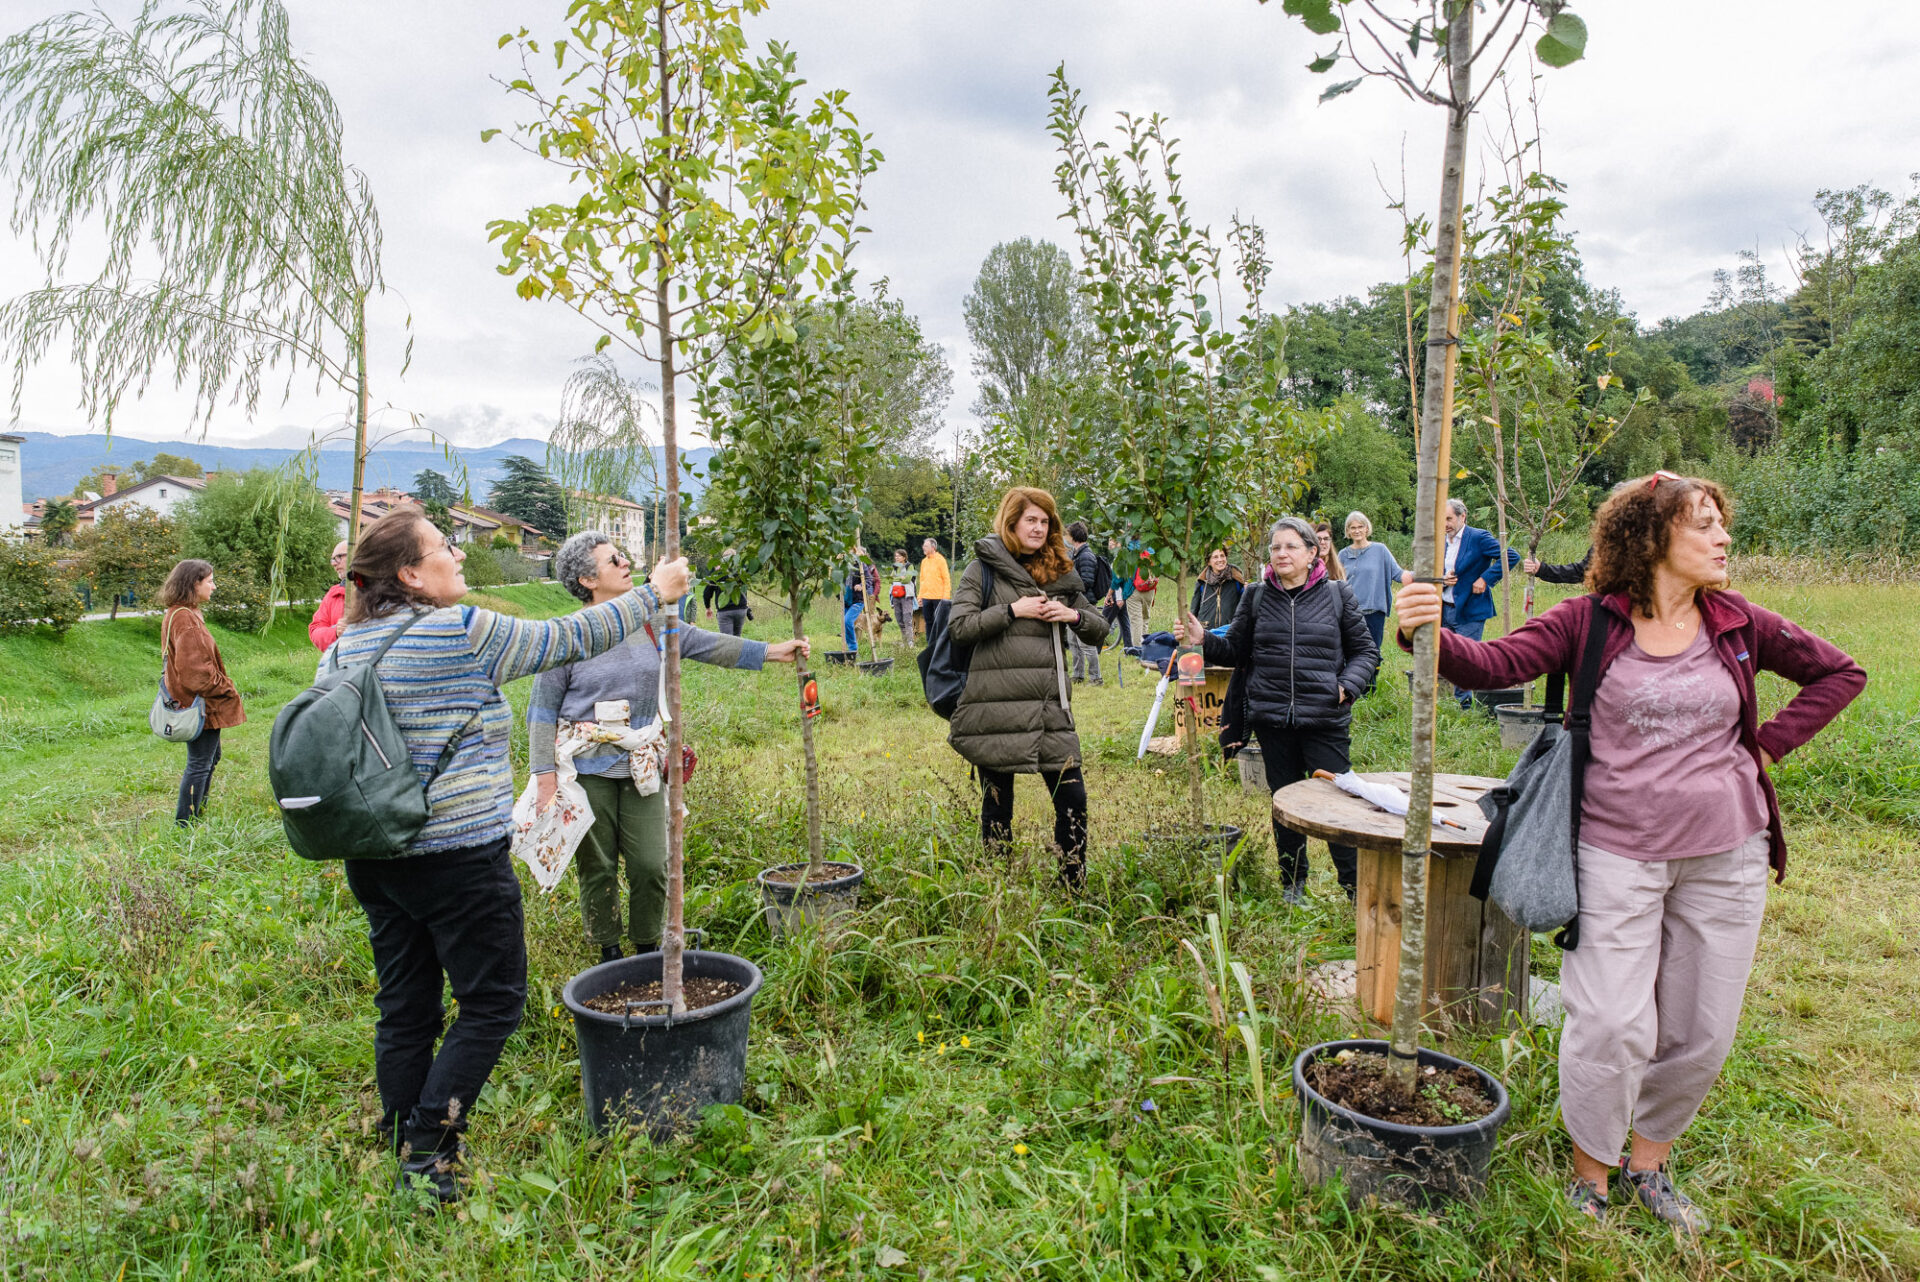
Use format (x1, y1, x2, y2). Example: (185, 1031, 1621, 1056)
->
(12, 431, 711, 504)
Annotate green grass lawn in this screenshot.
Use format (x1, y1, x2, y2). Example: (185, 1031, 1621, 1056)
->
(1, 573, 1915, 1280)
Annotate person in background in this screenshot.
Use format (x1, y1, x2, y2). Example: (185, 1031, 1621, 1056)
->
(1125, 544, 1157, 644)
(1314, 523, 1348, 581)
(1065, 521, 1104, 686)
(701, 549, 752, 637)
(841, 546, 871, 653)
(310, 540, 351, 650)
(1103, 535, 1135, 650)
(534, 532, 806, 964)
(159, 559, 245, 826)
(947, 488, 1108, 888)
(889, 548, 917, 641)
(1337, 511, 1415, 674)
(1182, 518, 1377, 904)
(917, 537, 951, 647)
(1394, 472, 1863, 1234)
(327, 510, 687, 1203)
(1524, 547, 1594, 585)
(1189, 547, 1245, 630)
(1440, 498, 1517, 709)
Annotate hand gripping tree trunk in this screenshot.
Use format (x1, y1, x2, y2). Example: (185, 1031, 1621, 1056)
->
(1390, 3, 1475, 1099)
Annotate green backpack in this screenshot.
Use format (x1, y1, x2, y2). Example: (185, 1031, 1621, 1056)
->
(268, 611, 457, 861)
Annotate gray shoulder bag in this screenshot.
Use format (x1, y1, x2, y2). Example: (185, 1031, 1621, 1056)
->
(149, 608, 208, 742)
(1470, 595, 1612, 949)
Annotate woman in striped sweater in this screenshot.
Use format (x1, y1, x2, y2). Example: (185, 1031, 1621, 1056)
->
(328, 511, 687, 1203)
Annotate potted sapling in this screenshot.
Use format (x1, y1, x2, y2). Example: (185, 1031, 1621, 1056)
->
(1276, 0, 1589, 1204)
(701, 283, 882, 938)
(493, 0, 875, 1132)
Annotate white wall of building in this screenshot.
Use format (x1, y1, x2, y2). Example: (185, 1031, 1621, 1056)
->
(0, 437, 22, 537)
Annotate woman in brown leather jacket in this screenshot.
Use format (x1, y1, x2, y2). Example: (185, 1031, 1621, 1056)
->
(159, 559, 246, 825)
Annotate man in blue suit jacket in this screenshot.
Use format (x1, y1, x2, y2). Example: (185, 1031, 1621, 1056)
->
(1440, 499, 1518, 707)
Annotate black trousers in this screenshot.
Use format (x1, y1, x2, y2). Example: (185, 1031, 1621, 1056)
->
(1102, 601, 1133, 648)
(344, 837, 527, 1155)
(175, 727, 222, 826)
(1252, 722, 1358, 896)
(979, 765, 1088, 883)
(919, 600, 944, 647)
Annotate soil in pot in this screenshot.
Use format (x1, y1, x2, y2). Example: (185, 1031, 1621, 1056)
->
(1303, 1050, 1497, 1127)
(760, 861, 865, 940)
(581, 976, 744, 1016)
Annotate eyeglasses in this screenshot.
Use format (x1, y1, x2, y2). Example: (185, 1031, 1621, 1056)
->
(601, 549, 631, 569)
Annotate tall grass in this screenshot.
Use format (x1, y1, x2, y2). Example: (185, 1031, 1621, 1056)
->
(0, 577, 1914, 1278)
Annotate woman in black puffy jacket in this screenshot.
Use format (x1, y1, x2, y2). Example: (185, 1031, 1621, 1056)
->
(1181, 516, 1378, 903)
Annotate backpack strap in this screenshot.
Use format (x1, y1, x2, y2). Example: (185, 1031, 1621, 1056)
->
(1553, 594, 1614, 952)
(337, 609, 466, 784)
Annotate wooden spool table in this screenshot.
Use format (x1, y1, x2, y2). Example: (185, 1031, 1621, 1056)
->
(1271, 772, 1527, 1026)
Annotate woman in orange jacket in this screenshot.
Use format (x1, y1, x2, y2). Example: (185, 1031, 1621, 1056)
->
(159, 559, 247, 825)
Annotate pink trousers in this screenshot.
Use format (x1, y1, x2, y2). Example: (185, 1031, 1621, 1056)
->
(1559, 831, 1770, 1164)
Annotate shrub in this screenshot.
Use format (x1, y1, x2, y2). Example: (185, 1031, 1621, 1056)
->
(461, 542, 504, 588)
(204, 563, 272, 634)
(179, 469, 337, 601)
(0, 541, 83, 635)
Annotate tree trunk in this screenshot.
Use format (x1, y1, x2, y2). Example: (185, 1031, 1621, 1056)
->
(1490, 387, 1514, 634)
(1390, 0, 1474, 1099)
(794, 584, 825, 880)
(345, 292, 369, 613)
(654, 3, 687, 1016)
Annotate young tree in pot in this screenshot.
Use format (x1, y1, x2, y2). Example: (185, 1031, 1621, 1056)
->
(1272, 0, 1588, 1199)
(700, 280, 881, 933)
(491, 0, 876, 1022)
(1050, 72, 1254, 842)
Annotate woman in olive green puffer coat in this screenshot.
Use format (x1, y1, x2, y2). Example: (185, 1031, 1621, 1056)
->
(948, 487, 1109, 886)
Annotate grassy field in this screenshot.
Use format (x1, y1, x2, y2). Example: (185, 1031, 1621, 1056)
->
(1, 570, 1916, 1280)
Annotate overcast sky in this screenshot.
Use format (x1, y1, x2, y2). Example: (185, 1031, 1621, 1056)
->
(3, 0, 1916, 453)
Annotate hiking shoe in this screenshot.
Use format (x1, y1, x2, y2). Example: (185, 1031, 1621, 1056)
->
(598, 943, 623, 964)
(1566, 1178, 1608, 1224)
(1623, 1164, 1709, 1236)
(396, 1146, 467, 1206)
(1282, 882, 1306, 907)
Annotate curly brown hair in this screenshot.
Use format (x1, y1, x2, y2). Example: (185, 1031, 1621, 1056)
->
(1586, 472, 1734, 616)
(994, 487, 1074, 585)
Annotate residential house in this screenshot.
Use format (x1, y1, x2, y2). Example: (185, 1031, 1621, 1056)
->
(1, 434, 22, 537)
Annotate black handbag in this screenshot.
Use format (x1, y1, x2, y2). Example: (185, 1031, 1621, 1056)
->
(917, 563, 994, 720)
(1470, 595, 1612, 950)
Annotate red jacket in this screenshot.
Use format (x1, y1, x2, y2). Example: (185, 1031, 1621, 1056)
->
(309, 583, 346, 650)
(1406, 590, 1865, 881)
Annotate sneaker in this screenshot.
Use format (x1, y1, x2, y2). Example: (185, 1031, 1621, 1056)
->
(598, 943, 623, 964)
(1623, 1164, 1709, 1236)
(1282, 882, 1306, 907)
(1565, 1178, 1608, 1223)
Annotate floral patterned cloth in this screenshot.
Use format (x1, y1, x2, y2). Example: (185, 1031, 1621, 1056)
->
(510, 717, 666, 891)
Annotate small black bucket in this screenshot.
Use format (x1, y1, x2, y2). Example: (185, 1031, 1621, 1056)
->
(824, 650, 856, 666)
(1142, 823, 1245, 860)
(1473, 686, 1527, 716)
(1292, 1038, 1511, 1206)
(563, 950, 764, 1137)
(757, 862, 865, 940)
(856, 658, 894, 677)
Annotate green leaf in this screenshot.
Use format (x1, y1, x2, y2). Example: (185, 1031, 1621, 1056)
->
(1318, 77, 1363, 103)
(1535, 13, 1587, 68)
(1306, 46, 1340, 74)
(480, 128, 500, 143)
(1282, 0, 1344, 36)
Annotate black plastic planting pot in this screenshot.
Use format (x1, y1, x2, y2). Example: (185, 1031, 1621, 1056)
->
(757, 862, 865, 940)
(824, 650, 856, 666)
(1473, 686, 1528, 716)
(856, 658, 894, 677)
(563, 950, 764, 1137)
(1143, 823, 1245, 860)
(1293, 1038, 1512, 1207)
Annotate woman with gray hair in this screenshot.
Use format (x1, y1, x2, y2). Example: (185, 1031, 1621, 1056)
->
(1337, 510, 1415, 677)
(1181, 516, 1379, 903)
(528, 531, 809, 962)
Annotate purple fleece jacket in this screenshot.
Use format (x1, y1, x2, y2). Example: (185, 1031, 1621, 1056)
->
(1401, 589, 1866, 881)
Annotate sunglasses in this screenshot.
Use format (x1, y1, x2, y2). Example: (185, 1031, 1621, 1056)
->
(1646, 470, 1684, 490)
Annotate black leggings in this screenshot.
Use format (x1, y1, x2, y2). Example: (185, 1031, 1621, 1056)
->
(176, 727, 222, 826)
(1102, 601, 1133, 648)
(979, 765, 1088, 884)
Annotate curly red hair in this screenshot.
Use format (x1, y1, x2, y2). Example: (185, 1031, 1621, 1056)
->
(994, 487, 1074, 586)
(1586, 472, 1734, 616)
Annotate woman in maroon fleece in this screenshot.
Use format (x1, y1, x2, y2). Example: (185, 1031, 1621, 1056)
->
(1397, 473, 1863, 1234)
